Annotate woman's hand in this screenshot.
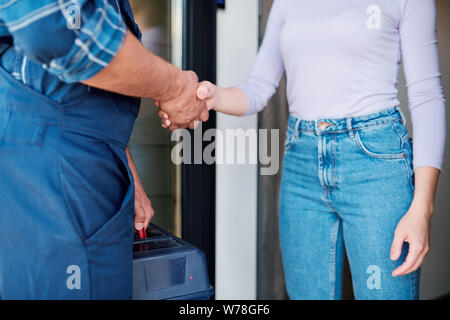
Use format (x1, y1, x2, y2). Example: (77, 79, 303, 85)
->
(390, 166, 439, 277)
(158, 81, 217, 130)
(126, 148, 155, 232)
(390, 202, 431, 277)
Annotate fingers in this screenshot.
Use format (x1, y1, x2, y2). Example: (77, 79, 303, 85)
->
(159, 110, 171, 128)
(187, 120, 202, 130)
(392, 241, 424, 277)
(162, 121, 170, 129)
(159, 110, 168, 120)
(142, 198, 155, 230)
(158, 76, 212, 130)
(185, 70, 199, 84)
(162, 119, 201, 131)
(199, 102, 210, 122)
(161, 111, 208, 128)
(391, 236, 429, 277)
(169, 123, 187, 132)
(408, 252, 427, 276)
(134, 200, 146, 231)
(159, 108, 205, 130)
(390, 231, 406, 262)
(135, 198, 155, 232)
(161, 119, 171, 128)
(200, 110, 209, 122)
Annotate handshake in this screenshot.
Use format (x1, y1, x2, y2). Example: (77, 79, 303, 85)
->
(155, 70, 216, 131)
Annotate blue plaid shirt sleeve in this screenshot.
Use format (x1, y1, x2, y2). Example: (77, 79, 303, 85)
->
(0, 0, 127, 83)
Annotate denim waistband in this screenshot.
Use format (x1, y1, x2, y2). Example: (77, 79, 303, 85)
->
(288, 107, 406, 136)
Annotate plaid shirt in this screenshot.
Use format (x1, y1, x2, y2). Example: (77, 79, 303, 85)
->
(0, 0, 127, 83)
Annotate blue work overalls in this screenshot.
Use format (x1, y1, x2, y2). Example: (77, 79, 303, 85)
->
(0, 1, 142, 299)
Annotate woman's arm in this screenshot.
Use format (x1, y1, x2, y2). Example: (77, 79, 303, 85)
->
(390, 0, 446, 276)
(399, 0, 446, 171)
(202, 84, 248, 116)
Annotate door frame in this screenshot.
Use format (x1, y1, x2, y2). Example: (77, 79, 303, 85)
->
(181, 0, 217, 286)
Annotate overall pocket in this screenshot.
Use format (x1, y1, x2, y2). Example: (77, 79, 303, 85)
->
(59, 132, 134, 244)
(353, 122, 406, 160)
(85, 142, 135, 246)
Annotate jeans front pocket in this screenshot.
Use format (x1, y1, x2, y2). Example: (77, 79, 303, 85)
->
(393, 121, 415, 191)
(284, 122, 299, 152)
(284, 132, 295, 152)
(353, 122, 406, 160)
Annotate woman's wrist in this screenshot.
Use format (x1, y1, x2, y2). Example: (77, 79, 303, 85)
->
(212, 86, 223, 112)
(410, 195, 434, 219)
(409, 166, 440, 220)
(216, 87, 248, 116)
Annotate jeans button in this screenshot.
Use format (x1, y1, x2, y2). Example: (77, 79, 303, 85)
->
(319, 121, 331, 130)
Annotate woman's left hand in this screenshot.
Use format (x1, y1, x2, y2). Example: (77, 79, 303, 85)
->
(390, 201, 432, 277)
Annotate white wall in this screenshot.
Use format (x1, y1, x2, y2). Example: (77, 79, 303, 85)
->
(215, 0, 259, 300)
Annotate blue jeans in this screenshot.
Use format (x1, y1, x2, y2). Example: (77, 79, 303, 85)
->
(279, 107, 420, 300)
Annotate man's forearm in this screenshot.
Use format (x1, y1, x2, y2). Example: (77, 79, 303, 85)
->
(126, 147, 138, 177)
(82, 30, 182, 101)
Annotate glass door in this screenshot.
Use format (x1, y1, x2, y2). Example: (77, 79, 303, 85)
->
(128, 0, 216, 283)
(128, 0, 184, 237)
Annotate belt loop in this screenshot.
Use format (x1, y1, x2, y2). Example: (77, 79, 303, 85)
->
(346, 117, 354, 138)
(294, 118, 301, 138)
(396, 106, 407, 126)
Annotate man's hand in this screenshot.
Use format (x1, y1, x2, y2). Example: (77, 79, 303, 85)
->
(126, 148, 155, 232)
(159, 81, 216, 130)
(133, 171, 155, 232)
(157, 71, 209, 131)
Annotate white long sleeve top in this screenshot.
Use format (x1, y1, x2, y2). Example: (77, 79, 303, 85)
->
(239, 0, 446, 170)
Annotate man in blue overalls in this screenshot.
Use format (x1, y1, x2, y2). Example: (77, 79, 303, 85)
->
(0, 0, 209, 299)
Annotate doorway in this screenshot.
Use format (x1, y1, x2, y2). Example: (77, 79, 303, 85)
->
(128, 0, 217, 284)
